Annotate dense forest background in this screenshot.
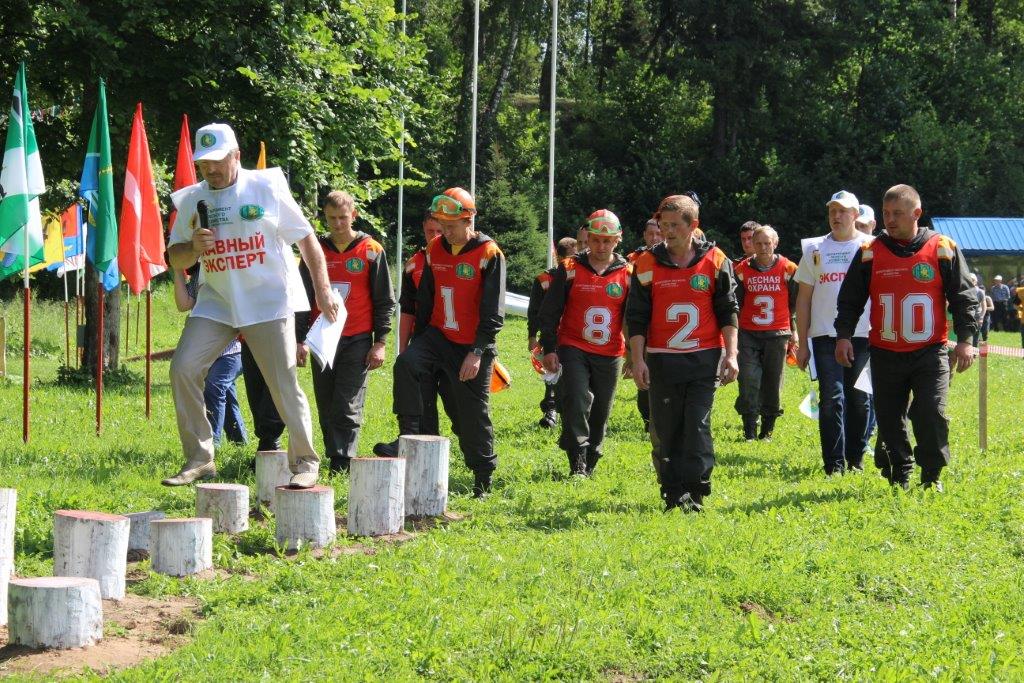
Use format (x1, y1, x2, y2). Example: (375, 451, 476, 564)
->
(2, 0, 1023, 291)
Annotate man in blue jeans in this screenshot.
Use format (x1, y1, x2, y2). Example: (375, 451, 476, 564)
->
(794, 191, 872, 475)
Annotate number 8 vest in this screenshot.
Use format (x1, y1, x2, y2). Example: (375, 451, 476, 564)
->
(866, 234, 949, 351)
(635, 248, 727, 353)
(557, 260, 630, 357)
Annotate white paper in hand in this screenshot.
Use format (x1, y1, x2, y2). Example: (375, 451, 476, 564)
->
(854, 359, 873, 395)
(304, 291, 347, 369)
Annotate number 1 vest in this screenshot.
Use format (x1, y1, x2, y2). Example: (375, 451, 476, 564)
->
(635, 248, 727, 353)
(557, 261, 630, 357)
(427, 236, 502, 345)
(867, 234, 949, 351)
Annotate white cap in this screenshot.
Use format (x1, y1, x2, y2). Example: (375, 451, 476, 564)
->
(995, 274, 1003, 280)
(826, 190, 859, 210)
(193, 123, 238, 162)
(857, 204, 875, 223)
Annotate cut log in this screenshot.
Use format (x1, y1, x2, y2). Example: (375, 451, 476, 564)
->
(53, 510, 130, 600)
(400, 435, 450, 517)
(255, 450, 291, 509)
(0, 488, 16, 626)
(274, 485, 335, 550)
(125, 510, 166, 553)
(196, 483, 249, 534)
(348, 457, 406, 536)
(8, 577, 103, 649)
(150, 518, 213, 577)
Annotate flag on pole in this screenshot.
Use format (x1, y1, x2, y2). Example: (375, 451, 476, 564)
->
(50, 203, 85, 275)
(81, 78, 118, 291)
(168, 114, 196, 231)
(118, 102, 165, 294)
(29, 213, 64, 273)
(0, 62, 45, 279)
(256, 140, 268, 169)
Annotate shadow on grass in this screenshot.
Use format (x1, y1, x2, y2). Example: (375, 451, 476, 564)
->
(716, 450, 821, 482)
(519, 497, 656, 532)
(719, 488, 863, 515)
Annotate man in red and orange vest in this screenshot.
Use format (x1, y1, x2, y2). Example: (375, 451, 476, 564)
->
(528, 236, 578, 429)
(626, 194, 739, 513)
(374, 187, 506, 498)
(539, 210, 630, 476)
(835, 184, 977, 491)
(296, 190, 395, 473)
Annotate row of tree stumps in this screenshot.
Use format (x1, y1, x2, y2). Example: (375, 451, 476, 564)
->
(1, 435, 451, 651)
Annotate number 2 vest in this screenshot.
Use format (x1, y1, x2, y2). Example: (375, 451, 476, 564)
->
(866, 234, 949, 351)
(734, 256, 797, 332)
(427, 236, 502, 345)
(316, 235, 383, 337)
(635, 247, 727, 353)
(557, 260, 630, 357)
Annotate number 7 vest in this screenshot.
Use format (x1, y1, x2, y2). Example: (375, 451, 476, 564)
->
(866, 234, 949, 351)
(427, 236, 502, 344)
(635, 248, 727, 353)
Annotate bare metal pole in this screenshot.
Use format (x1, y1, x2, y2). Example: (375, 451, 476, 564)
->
(395, 0, 407, 357)
(546, 0, 558, 268)
(470, 0, 480, 195)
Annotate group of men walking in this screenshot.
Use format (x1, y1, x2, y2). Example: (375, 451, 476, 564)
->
(161, 121, 979, 512)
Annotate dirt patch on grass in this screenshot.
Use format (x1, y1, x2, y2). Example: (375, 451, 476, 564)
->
(0, 593, 201, 677)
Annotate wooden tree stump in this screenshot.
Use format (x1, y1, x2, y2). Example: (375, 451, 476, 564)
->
(53, 510, 130, 600)
(255, 450, 291, 509)
(150, 518, 213, 577)
(400, 435, 450, 517)
(274, 485, 335, 550)
(8, 577, 103, 649)
(348, 458, 406, 536)
(196, 483, 249, 534)
(0, 488, 16, 626)
(125, 510, 166, 553)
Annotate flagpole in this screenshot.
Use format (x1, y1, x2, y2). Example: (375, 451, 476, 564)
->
(395, 0, 407, 357)
(546, 0, 558, 269)
(470, 0, 480, 195)
(97, 284, 104, 435)
(135, 292, 140, 346)
(22, 218, 30, 443)
(63, 268, 70, 367)
(124, 284, 130, 356)
(145, 285, 152, 419)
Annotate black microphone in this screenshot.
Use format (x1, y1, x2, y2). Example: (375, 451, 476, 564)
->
(196, 200, 210, 230)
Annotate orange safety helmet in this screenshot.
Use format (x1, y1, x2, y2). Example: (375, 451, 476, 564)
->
(490, 360, 512, 393)
(430, 187, 477, 221)
(586, 209, 622, 236)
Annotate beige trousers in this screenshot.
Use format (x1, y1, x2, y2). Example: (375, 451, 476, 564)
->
(169, 315, 319, 475)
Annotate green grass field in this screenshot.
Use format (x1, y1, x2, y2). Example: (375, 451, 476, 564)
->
(2, 284, 1024, 680)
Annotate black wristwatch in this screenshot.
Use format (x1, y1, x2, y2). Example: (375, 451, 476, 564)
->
(471, 347, 484, 357)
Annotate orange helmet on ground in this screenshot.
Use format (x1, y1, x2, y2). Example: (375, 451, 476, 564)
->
(430, 187, 477, 221)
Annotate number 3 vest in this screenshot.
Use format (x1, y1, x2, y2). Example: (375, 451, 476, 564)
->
(866, 234, 949, 351)
(635, 247, 727, 353)
(734, 256, 797, 332)
(557, 260, 630, 357)
(427, 236, 502, 345)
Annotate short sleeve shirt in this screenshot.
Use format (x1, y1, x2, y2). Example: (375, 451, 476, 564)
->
(795, 232, 871, 338)
(168, 167, 312, 328)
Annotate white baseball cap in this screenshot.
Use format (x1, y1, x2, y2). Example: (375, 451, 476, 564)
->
(857, 204, 875, 223)
(826, 190, 859, 210)
(994, 275, 1003, 280)
(193, 123, 239, 162)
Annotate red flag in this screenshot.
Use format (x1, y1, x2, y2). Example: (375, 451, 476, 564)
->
(117, 102, 166, 295)
(168, 114, 197, 232)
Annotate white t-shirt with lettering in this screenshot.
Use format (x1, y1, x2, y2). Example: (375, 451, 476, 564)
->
(168, 168, 312, 328)
(795, 232, 871, 338)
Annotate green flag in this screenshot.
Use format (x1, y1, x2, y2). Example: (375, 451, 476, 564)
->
(0, 62, 45, 280)
(81, 78, 119, 290)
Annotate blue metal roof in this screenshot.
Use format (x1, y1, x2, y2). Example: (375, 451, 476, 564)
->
(931, 217, 1024, 256)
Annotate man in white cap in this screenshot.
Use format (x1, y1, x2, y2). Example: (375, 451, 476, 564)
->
(164, 122, 337, 488)
(990, 274, 1010, 331)
(855, 204, 876, 236)
(794, 190, 872, 476)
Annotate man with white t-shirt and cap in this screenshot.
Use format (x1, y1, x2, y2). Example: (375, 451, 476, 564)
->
(794, 190, 872, 476)
(164, 122, 338, 488)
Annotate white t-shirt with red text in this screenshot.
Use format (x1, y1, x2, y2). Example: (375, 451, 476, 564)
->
(168, 168, 312, 328)
(795, 232, 871, 338)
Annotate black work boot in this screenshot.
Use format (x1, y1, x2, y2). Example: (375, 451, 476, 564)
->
(584, 448, 601, 477)
(742, 415, 758, 441)
(538, 410, 558, 429)
(473, 471, 493, 498)
(758, 415, 777, 441)
(678, 492, 704, 513)
(373, 415, 420, 457)
(329, 430, 357, 474)
(567, 448, 588, 477)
